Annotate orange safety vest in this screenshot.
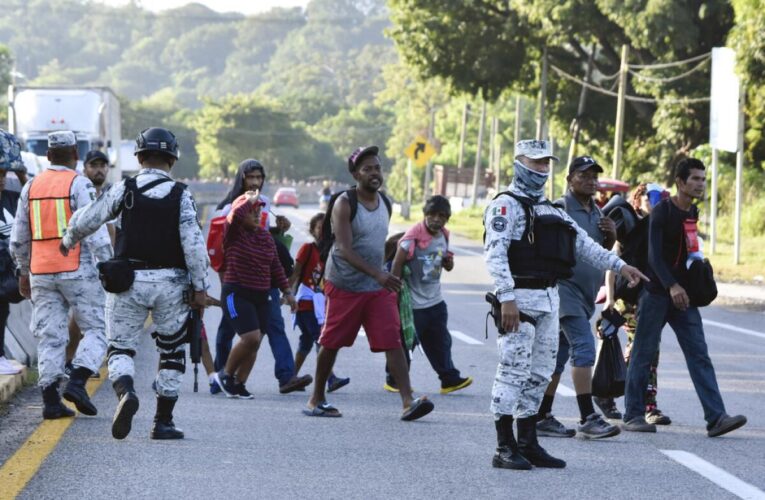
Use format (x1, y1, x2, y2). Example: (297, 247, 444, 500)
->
(28, 169, 81, 274)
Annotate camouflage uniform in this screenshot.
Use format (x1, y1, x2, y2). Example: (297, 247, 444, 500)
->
(10, 165, 112, 388)
(63, 168, 209, 398)
(484, 183, 624, 418)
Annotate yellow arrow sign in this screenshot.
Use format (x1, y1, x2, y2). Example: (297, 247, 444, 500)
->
(404, 136, 436, 167)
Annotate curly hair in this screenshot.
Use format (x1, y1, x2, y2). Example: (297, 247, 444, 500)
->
(630, 182, 648, 213)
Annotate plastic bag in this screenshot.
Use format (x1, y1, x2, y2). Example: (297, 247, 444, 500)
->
(592, 332, 627, 398)
(398, 267, 416, 351)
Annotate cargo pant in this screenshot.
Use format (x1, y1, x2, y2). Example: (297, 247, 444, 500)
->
(32, 274, 107, 388)
(106, 278, 189, 398)
(490, 288, 559, 419)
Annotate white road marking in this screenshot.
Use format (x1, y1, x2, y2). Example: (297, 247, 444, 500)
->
(450, 330, 483, 345)
(451, 246, 484, 257)
(660, 450, 765, 500)
(444, 290, 486, 296)
(703, 319, 765, 340)
(555, 384, 576, 397)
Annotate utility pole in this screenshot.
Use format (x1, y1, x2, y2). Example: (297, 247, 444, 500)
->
(423, 108, 436, 200)
(548, 135, 556, 200)
(734, 82, 745, 265)
(457, 102, 469, 170)
(612, 44, 629, 179)
(514, 95, 522, 145)
(709, 148, 719, 254)
(470, 100, 487, 207)
(406, 158, 412, 220)
(494, 138, 503, 192)
(536, 47, 548, 141)
(568, 44, 595, 162)
(489, 115, 497, 191)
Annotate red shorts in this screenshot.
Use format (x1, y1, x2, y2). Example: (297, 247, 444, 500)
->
(319, 282, 401, 352)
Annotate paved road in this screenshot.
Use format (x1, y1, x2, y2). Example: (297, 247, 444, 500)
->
(3, 203, 765, 499)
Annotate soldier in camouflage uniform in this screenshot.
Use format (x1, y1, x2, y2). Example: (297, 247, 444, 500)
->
(62, 127, 209, 440)
(484, 139, 646, 471)
(11, 131, 112, 419)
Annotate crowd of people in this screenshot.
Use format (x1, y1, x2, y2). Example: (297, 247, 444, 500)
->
(0, 126, 746, 468)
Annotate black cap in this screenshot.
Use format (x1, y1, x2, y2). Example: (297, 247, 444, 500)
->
(569, 155, 604, 175)
(84, 150, 109, 165)
(135, 127, 180, 159)
(347, 145, 379, 172)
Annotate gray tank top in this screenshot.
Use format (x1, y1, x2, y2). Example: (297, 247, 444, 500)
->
(325, 192, 388, 292)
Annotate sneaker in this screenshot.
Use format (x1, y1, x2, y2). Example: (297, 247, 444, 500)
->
(707, 413, 747, 438)
(383, 382, 399, 393)
(64, 361, 74, 378)
(0, 356, 22, 375)
(593, 396, 622, 420)
(214, 370, 237, 398)
(621, 416, 657, 433)
(536, 414, 576, 438)
(234, 383, 254, 400)
(209, 379, 222, 395)
(577, 413, 621, 439)
(645, 409, 671, 426)
(440, 376, 474, 394)
(327, 375, 350, 393)
(279, 374, 313, 394)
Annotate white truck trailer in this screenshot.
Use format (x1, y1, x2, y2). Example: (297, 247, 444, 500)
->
(7, 86, 122, 183)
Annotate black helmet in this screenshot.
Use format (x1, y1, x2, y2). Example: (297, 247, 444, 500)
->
(134, 127, 180, 159)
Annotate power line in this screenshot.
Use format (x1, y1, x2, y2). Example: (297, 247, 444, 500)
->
(628, 56, 710, 83)
(628, 51, 711, 70)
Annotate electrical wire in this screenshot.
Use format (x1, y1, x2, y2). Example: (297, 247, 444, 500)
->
(627, 52, 711, 70)
(628, 56, 710, 83)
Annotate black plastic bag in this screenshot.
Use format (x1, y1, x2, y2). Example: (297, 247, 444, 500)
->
(592, 332, 627, 398)
(0, 244, 23, 304)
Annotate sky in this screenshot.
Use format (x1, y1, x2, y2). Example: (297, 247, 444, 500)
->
(96, 0, 309, 16)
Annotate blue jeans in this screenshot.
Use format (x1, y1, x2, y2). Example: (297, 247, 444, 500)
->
(559, 315, 597, 368)
(295, 310, 321, 356)
(413, 301, 462, 386)
(553, 331, 570, 375)
(214, 288, 296, 386)
(624, 290, 725, 425)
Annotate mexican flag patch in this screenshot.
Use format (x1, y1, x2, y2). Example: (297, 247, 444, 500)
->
(492, 206, 507, 216)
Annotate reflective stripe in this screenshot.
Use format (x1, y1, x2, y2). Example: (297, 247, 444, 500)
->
(55, 198, 67, 237)
(31, 200, 43, 240)
(226, 293, 238, 319)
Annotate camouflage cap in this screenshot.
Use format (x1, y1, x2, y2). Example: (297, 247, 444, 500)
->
(0, 129, 23, 171)
(514, 139, 559, 162)
(48, 130, 76, 149)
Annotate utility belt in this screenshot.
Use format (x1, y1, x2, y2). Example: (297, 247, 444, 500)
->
(513, 277, 557, 290)
(97, 259, 178, 293)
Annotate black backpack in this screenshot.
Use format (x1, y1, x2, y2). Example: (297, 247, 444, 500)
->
(318, 186, 392, 265)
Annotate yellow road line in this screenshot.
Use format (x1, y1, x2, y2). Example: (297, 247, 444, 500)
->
(0, 366, 108, 499)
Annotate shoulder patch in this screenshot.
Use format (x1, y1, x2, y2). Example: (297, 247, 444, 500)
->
(491, 216, 507, 232)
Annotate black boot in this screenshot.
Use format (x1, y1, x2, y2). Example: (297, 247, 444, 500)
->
(150, 396, 184, 440)
(517, 416, 566, 468)
(492, 415, 532, 470)
(112, 375, 140, 440)
(41, 382, 75, 419)
(63, 366, 97, 416)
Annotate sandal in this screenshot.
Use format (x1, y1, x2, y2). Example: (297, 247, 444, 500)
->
(401, 397, 434, 421)
(303, 402, 342, 418)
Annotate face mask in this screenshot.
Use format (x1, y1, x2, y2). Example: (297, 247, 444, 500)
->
(513, 160, 549, 198)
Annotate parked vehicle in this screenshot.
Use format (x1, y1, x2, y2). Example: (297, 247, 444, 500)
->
(7, 85, 122, 183)
(273, 187, 299, 208)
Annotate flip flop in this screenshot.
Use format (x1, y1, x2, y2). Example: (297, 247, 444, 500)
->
(303, 402, 342, 418)
(401, 397, 434, 421)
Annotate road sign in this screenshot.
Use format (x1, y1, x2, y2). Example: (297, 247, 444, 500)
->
(404, 136, 436, 167)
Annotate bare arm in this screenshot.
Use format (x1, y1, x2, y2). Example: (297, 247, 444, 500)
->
(391, 245, 408, 279)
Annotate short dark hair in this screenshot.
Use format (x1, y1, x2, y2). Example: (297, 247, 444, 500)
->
(137, 150, 175, 165)
(674, 158, 705, 183)
(423, 195, 451, 217)
(309, 212, 324, 233)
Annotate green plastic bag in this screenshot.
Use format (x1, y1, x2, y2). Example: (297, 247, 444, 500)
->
(398, 267, 416, 351)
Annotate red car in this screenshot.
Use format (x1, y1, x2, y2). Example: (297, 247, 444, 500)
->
(273, 187, 299, 208)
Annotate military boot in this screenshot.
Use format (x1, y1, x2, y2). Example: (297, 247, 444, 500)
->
(150, 395, 184, 440)
(112, 375, 140, 440)
(41, 382, 75, 419)
(63, 366, 97, 416)
(517, 416, 566, 468)
(492, 415, 532, 470)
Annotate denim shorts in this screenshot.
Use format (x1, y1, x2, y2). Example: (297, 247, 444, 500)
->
(559, 315, 596, 368)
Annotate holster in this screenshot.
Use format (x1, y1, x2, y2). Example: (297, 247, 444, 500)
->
(485, 292, 537, 337)
(96, 259, 135, 293)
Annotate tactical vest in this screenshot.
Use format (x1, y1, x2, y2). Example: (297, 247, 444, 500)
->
(499, 192, 577, 281)
(114, 176, 187, 270)
(28, 169, 81, 274)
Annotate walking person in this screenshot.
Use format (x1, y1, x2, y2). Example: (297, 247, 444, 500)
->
(535, 156, 621, 440)
(214, 191, 298, 399)
(483, 140, 646, 470)
(61, 127, 209, 440)
(290, 212, 349, 391)
(304, 145, 434, 421)
(389, 195, 473, 394)
(11, 131, 112, 419)
(622, 158, 747, 436)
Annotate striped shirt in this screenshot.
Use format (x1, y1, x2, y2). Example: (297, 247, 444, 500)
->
(222, 200, 288, 292)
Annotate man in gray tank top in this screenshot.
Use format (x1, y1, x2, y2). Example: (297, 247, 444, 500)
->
(304, 145, 434, 422)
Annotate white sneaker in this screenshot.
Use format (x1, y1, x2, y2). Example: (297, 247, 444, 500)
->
(0, 356, 22, 375)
